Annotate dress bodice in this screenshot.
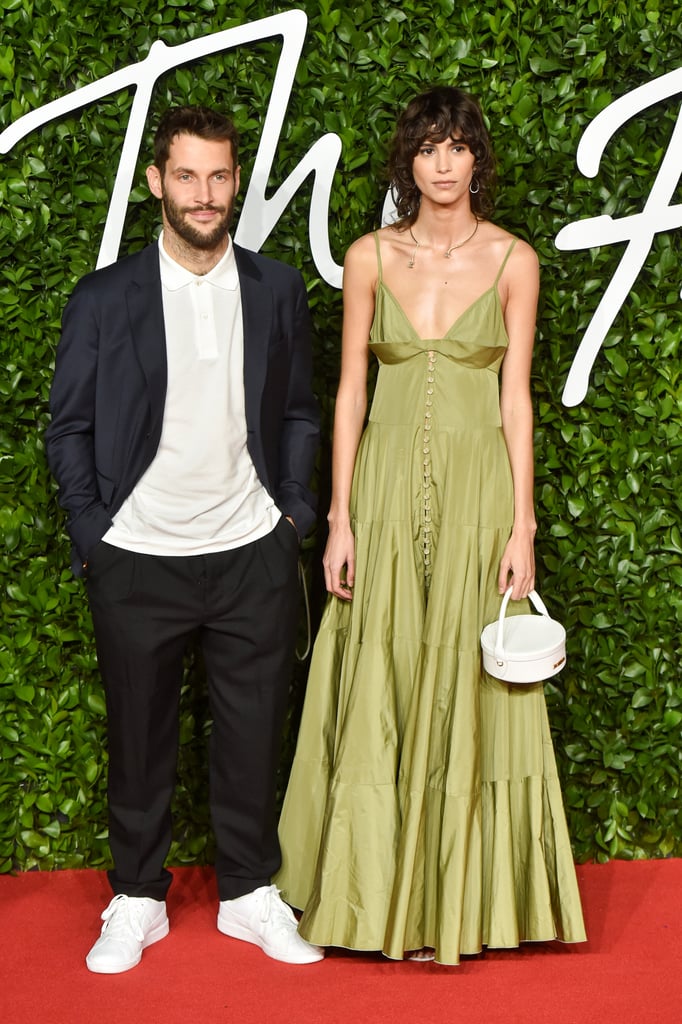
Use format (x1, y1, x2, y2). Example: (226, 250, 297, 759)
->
(366, 235, 516, 429)
(369, 279, 509, 370)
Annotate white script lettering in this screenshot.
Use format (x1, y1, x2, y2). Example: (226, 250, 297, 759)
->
(2, 14, 679, 405)
(555, 67, 682, 406)
(0, 9, 344, 287)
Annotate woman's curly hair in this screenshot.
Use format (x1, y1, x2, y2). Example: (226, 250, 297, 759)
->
(387, 87, 496, 225)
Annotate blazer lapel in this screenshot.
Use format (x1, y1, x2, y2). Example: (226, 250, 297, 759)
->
(234, 244, 272, 433)
(125, 244, 167, 440)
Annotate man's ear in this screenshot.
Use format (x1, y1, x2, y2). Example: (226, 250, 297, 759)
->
(146, 164, 163, 199)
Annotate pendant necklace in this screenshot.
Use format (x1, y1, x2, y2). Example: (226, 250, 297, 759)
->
(407, 219, 479, 268)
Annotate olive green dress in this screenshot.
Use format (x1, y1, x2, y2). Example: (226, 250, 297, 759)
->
(275, 235, 586, 964)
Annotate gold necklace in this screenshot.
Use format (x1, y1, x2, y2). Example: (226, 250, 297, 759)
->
(407, 219, 479, 268)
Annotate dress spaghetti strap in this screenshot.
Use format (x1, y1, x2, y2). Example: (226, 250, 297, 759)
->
(373, 230, 384, 282)
(494, 238, 518, 285)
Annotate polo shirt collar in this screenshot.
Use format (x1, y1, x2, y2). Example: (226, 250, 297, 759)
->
(157, 231, 238, 291)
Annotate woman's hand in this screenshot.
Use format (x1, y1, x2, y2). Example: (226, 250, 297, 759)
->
(323, 521, 356, 600)
(498, 527, 536, 601)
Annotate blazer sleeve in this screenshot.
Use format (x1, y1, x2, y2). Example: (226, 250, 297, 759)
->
(274, 270, 320, 538)
(45, 278, 113, 574)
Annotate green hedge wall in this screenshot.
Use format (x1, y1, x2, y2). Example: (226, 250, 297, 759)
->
(1, 0, 681, 872)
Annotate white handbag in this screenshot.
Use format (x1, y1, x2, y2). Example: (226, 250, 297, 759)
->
(480, 587, 566, 684)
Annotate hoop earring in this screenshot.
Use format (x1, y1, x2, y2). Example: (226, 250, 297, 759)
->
(469, 177, 480, 195)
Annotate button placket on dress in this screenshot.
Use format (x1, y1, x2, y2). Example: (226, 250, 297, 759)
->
(422, 349, 436, 590)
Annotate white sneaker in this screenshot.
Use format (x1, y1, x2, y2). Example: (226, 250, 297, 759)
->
(86, 894, 169, 974)
(217, 885, 324, 964)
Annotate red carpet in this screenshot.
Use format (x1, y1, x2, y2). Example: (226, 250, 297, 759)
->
(0, 860, 679, 1023)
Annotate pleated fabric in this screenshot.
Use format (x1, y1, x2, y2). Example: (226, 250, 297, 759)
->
(275, 238, 586, 964)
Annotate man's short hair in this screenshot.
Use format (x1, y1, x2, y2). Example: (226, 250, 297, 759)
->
(153, 106, 240, 174)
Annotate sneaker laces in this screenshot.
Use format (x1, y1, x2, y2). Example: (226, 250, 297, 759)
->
(100, 894, 145, 942)
(258, 886, 297, 933)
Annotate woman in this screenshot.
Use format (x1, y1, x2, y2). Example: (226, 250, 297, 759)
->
(276, 87, 585, 964)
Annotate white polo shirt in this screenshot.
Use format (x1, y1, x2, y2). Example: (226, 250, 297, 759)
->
(103, 234, 279, 555)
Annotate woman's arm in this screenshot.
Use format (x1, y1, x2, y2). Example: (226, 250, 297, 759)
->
(498, 239, 540, 601)
(323, 235, 377, 599)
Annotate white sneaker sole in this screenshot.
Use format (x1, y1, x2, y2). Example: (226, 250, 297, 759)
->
(86, 916, 170, 974)
(217, 912, 323, 965)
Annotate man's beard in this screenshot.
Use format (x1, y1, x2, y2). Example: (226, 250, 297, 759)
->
(161, 190, 233, 250)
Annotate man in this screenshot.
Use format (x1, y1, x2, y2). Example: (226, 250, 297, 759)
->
(45, 106, 322, 971)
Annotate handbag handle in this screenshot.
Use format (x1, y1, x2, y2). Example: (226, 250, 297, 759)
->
(495, 586, 550, 660)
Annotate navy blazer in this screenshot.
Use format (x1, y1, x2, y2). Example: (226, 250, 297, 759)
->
(46, 241, 320, 576)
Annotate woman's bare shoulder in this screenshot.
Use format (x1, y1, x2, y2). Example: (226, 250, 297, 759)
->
(482, 221, 538, 267)
(344, 231, 379, 264)
(342, 232, 382, 295)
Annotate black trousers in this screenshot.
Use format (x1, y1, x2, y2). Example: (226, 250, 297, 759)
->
(86, 517, 300, 902)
